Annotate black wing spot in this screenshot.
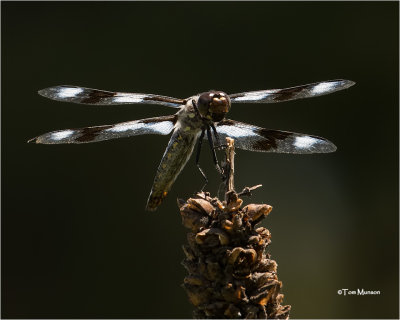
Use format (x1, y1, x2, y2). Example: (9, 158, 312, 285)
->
(76, 125, 113, 142)
(273, 87, 304, 102)
(81, 90, 116, 104)
(252, 129, 293, 151)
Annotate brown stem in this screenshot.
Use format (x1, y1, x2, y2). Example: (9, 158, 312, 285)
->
(224, 137, 235, 198)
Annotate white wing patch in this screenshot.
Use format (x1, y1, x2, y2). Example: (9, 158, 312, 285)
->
(106, 120, 174, 135)
(216, 125, 259, 138)
(311, 82, 336, 95)
(147, 122, 175, 134)
(51, 130, 74, 140)
(57, 87, 83, 98)
(106, 122, 142, 133)
(233, 92, 272, 102)
(113, 94, 146, 103)
(294, 136, 318, 149)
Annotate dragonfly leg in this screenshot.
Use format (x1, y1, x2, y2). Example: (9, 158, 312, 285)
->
(210, 122, 226, 150)
(195, 128, 208, 186)
(206, 126, 223, 175)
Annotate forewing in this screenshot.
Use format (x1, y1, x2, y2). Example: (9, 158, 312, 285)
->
(38, 85, 184, 108)
(28, 115, 176, 144)
(229, 79, 355, 104)
(214, 119, 336, 153)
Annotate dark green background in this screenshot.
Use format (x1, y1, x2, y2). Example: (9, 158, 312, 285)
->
(2, 1, 399, 318)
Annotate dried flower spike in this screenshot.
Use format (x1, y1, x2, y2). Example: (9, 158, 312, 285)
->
(179, 191, 291, 319)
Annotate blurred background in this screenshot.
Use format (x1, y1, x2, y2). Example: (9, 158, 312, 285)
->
(2, 2, 398, 319)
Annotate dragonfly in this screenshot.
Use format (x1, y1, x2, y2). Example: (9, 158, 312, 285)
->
(28, 79, 355, 211)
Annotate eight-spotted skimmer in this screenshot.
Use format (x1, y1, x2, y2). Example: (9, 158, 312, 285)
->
(28, 79, 355, 211)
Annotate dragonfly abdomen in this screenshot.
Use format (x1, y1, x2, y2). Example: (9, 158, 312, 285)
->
(146, 126, 201, 211)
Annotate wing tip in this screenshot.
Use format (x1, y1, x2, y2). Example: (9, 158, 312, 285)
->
(337, 79, 356, 89)
(38, 86, 62, 98)
(310, 79, 355, 96)
(318, 139, 337, 153)
(38, 85, 77, 98)
(27, 137, 37, 144)
(38, 88, 50, 97)
(292, 134, 338, 154)
(326, 143, 337, 153)
(27, 136, 48, 144)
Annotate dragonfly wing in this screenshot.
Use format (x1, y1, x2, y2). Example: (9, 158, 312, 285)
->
(28, 115, 177, 144)
(214, 119, 336, 153)
(229, 79, 355, 104)
(38, 86, 184, 108)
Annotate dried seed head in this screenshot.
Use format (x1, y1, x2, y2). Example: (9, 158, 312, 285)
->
(228, 247, 257, 266)
(232, 213, 243, 230)
(221, 219, 234, 232)
(180, 191, 290, 319)
(187, 198, 215, 215)
(224, 304, 242, 318)
(184, 275, 209, 286)
(180, 207, 210, 231)
(195, 228, 230, 246)
(243, 204, 273, 223)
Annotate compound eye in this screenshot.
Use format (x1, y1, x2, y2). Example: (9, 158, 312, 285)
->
(197, 92, 214, 116)
(198, 92, 213, 108)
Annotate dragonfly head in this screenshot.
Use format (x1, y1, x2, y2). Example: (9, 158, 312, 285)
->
(197, 91, 231, 122)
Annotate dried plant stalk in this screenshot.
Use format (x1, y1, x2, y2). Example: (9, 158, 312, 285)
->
(224, 137, 235, 197)
(178, 138, 291, 319)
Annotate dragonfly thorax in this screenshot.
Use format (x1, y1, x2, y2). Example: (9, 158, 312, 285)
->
(197, 91, 231, 122)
